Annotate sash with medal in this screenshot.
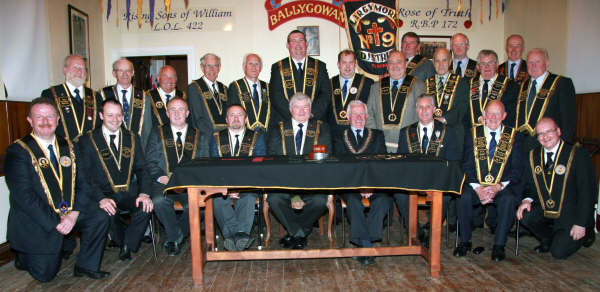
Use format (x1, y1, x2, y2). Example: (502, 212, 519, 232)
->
(88, 129, 135, 193)
(451, 59, 478, 78)
(159, 125, 199, 175)
(529, 141, 576, 219)
(16, 134, 76, 215)
(331, 74, 367, 126)
(147, 88, 187, 127)
(405, 121, 447, 156)
(425, 74, 460, 118)
(379, 75, 415, 130)
(342, 128, 374, 154)
(468, 75, 509, 126)
(100, 86, 146, 136)
(192, 79, 227, 129)
(471, 124, 516, 186)
(278, 119, 322, 155)
(232, 79, 270, 131)
(499, 61, 528, 84)
(48, 84, 99, 142)
(214, 129, 259, 157)
(406, 55, 426, 76)
(278, 57, 319, 101)
(515, 74, 561, 136)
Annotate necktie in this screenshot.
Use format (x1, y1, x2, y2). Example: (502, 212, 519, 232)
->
(342, 80, 349, 103)
(121, 90, 130, 125)
(295, 123, 304, 155)
(176, 131, 183, 157)
(527, 80, 537, 112)
(297, 62, 303, 77)
(488, 132, 497, 160)
(73, 88, 82, 105)
(212, 83, 219, 99)
(421, 127, 429, 153)
(482, 80, 490, 100)
(233, 134, 240, 156)
(545, 151, 554, 171)
(252, 83, 260, 106)
(48, 144, 59, 171)
(456, 61, 463, 77)
(109, 134, 119, 159)
(166, 94, 172, 105)
(355, 129, 363, 147)
(392, 80, 399, 98)
(510, 63, 516, 79)
(437, 76, 444, 93)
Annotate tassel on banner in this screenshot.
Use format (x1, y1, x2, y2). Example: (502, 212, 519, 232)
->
(99, 0, 103, 14)
(185, 0, 189, 9)
(106, 0, 111, 21)
(150, 0, 155, 26)
(116, 0, 119, 26)
(457, 0, 462, 13)
(137, 0, 142, 28)
(126, 0, 131, 29)
(165, 0, 171, 21)
(489, 0, 491, 21)
(480, 0, 483, 24)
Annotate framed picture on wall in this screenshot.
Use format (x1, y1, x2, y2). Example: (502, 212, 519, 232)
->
(419, 35, 451, 59)
(297, 26, 320, 56)
(68, 5, 91, 82)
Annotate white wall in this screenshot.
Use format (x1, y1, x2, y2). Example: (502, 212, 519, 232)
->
(0, 177, 9, 243)
(567, 0, 600, 93)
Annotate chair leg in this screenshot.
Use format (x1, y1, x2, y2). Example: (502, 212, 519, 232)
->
(256, 197, 264, 250)
(386, 208, 391, 244)
(326, 195, 334, 248)
(455, 217, 460, 248)
(515, 220, 520, 256)
(445, 218, 449, 248)
(341, 204, 346, 248)
(318, 217, 325, 235)
(263, 194, 271, 248)
(149, 216, 158, 261)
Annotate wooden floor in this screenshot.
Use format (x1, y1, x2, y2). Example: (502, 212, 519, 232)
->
(1, 221, 599, 292)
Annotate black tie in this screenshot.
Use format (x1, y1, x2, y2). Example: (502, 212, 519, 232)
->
(121, 90, 130, 125)
(73, 88, 82, 105)
(295, 123, 304, 155)
(528, 80, 537, 112)
(355, 129, 363, 147)
(342, 80, 349, 103)
(212, 83, 219, 99)
(233, 134, 240, 156)
(456, 61, 463, 76)
(176, 131, 183, 157)
(510, 63, 516, 79)
(482, 80, 490, 100)
(545, 151, 554, 171)
(166, 94, 172, 105)
(437, 76, 444, 93)
(421, 127, 429, 153)
(392, 80, 399, 98)
(252, 83, 260, 106)
(109, 134, 119, 159)
(297, 62, 303, 77)
(48, 144, 59, 171)
(489, 132, 497, 160)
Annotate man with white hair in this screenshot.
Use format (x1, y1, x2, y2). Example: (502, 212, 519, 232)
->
(146, 65, 187, 128)
(449, 33, 478, 78)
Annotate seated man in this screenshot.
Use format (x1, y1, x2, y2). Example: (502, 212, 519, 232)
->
(6, 97, 109, 281)
(395, 93, 460, 245)
(455, 100, 524, 262)
(333, 100, 389, 265)
(147, 97, 208, 256)
(78, 99, 154, 261)
(517, 117, 597, 259)
(210, 104, 266, 251)
(267, 93, 332, 249)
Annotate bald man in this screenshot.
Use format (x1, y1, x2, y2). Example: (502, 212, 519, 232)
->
(498, 34, 528, 84)
(146, 65, 187, 128)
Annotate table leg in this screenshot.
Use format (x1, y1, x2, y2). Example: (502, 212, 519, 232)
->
(205, 198, 215, 251)
(428, 191, 442, 277)
(408, 192, 418, 245)
(188, 188, 204, 285)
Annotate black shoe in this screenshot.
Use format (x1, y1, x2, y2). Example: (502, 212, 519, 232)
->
(224, 237, 237, 251)
(279, 235, 295, 249)
(14, 257, 26, 271)
(491, 245, 505, 262)
(448, 223, 457, 233)
(292, 237, 307, 249)
(106, 240, 120, 248)
(360, 256, 375, 265)
(73, 266, 110, 279)
(234, 232, 254, 251)
(165, 242, 181, 256)
(582, 230, 595, 248)
(119, 245, 132, 261)
(534, 244, 550, 254)
(142, 235, 153, 244)
(453, 242, 472, 257)
(489, 226, 497, 235)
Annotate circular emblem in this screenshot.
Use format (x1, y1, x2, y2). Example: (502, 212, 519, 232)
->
(444, 94, 450, 100)
(339, 110, 347, 119)
(388, 113, 397, 122)
(534, 165, 543, 174)
(65, 107, 71, 113)
(185, 143, 193, 151)
(484, 174, 494, 183)
(122, 147, 131, 158)
(546, 199, 555, 209)
(59, 201, 70, 214)
(434, 108, 443, 117)
(555, 164, 566, 175)
(350, 87, 358, 94)
(334, 88, 341, 95)
(101, 149, 112, 159)
(241, 93, 250, 102)
(88, 116, 92, 120)
(477, 116, 484, 124)
(219, 93, 227, 102)
(38, 157, 49, 168)
(156, 101, 164, 109)
(59, 156, 72, 167)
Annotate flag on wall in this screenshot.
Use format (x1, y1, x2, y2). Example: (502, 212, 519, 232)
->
(148, 59, 165, 89)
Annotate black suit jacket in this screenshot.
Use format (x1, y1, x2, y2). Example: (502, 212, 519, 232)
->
(269, 57, 331, 124)
(333, 127, 386, 155)
(326, 74, 373, 135)
(267, 118, 332, 156)
(397, 121, 460, 161)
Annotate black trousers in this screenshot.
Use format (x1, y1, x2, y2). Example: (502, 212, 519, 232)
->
(109, 194, 151, 251)
(17, 207, 109, 282)
(267, 192, 327, 238)
(342, 193, 392, 246)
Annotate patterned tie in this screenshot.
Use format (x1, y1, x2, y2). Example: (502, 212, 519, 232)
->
(295, 123, 304, 155)
(482, 80, 490, 100)
(121, 90, 130, 126)
(355, 129, 363, 147)
(437, 76, 444, 94)
(252, 83, 260, 106)
(233, 134, 240, 156)
(545, 151, 554, 171)
(528, 80, 537, 112)
(73, 88, 82, 105)
(510, 63, 516, 79)
(176, 131, 183, 157)
(455, 61, 463, 77)
(392, 80, 399, 98)
(342, 80, 349, 103)
(109, 134, 119, 159)
(488, 132, 497, 160)
(166, 94, 172, 105)
(421, 127, 429, 153)
(212, 83, 219, 99)
(48, 144, 59, 171)
(297, 62, 303, 77)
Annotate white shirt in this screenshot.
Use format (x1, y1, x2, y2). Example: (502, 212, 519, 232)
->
(228, 128, 245, 154)
(530, 71, 548, 93)
(292, 118, 308, 154)
(102, 126, 120, 153)
(116, 84, 132, 106)
(469, 125, 510, 190)
(158, 87, 176, 106)
(479, 74, 497, 96)
(453, 57, 469, 76)
(171, 124, 188, 144)
(507, 59, 522, 78)
(350, 126, 364, 143)
(203, 76, 219, 95)
(418, 121, 434, 146)
(245, 77, 262, 103)
(292, 57, 305, 71)
(544, 141, 560, 164)
(32, 134, 57, 162)
(65, 82, 84, 99)
(436, 72, 450, 86)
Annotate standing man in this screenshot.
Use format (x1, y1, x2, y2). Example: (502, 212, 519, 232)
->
(210, 104, 266, 251)
(267, 93, 332, 249)
(517, 117, 597, 259)
(401, 32, 436, 82)
(78, 99, 154, 261)
(100, 58, 153, 149)
(269, 30, 331, 123)
(6, 97, 109, 281)
(146, 97, 208, 256)
(498, 34, 528, 84)
(41, 55, 103, 142)
(454, 100, 524, 262)
(366, 50, 425, 153)
(328, 49, 373, 135)
(515, 48, 577, 151)
(188, 53, 229, 135)
(450, 33, 478, 78)
(227, 53, 271, 134)
(146, 65, 187, 128)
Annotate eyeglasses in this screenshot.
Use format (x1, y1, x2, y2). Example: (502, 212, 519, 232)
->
(536, 128, 557, 137)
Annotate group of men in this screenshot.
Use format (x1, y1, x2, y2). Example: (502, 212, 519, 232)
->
(6, 29, 596, 282)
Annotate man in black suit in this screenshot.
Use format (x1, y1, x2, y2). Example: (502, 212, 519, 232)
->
(328, 49, 373, 135)
(146, 65, 187, 128)
(517, 117, 597, 259)
(455, 100, 524, 262)
(498, 34, 528, 84)
(78, 99, 154, 261)
(227, 53, 271, 134)
(401, 32, 436, 82)
(450, 33, 478, 78)
(210, 104, 266, 251)
(147, 97, 209, 256)
(516, 48, 577, 151)
(269, 30, 331, 124)
(267, 93, 332, 249)
(333, 100, 389, 265)
(6, 97, 109, 281)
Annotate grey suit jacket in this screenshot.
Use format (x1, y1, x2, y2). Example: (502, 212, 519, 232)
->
(408, 58, 436, 82)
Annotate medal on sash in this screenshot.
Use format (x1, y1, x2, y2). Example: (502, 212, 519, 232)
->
(331, 74, 367, 126)
(159, 125, 199, 175)
(426, 74, 460, 117)
(215, 129, 258, 157)
(380, 76, 415, 129)
(232, 79, 270, 131)
(49, 85, 98, 141)
(193, 79, 228, 129)
(468, 75, 509, 126)
(278, 57, 319, 101)
(148, 89, 186, 127)
(516, 74, 561, 136)
(406, 121, 446, 156)
(472, 125, 516, 186)
(88, 129, 135, 193)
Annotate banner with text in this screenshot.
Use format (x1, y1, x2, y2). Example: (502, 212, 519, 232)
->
(118, 6, 235, 32)
(265, 0, 345, 30)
